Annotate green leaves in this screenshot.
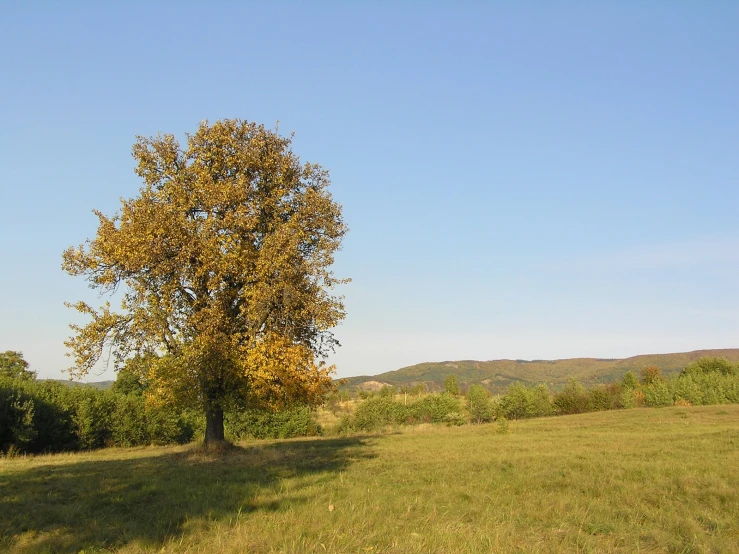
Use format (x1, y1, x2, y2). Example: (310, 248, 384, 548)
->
(0, 351, 36, 381)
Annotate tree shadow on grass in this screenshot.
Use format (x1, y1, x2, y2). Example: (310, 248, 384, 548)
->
(0, 437, 375, 553)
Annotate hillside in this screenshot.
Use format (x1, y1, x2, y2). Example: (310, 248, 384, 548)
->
(341, 348, 739, 393)
(40, 379, 115, 390)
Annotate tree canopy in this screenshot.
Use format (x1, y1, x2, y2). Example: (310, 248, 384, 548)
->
(682, 357, 738, 377)
(0, 351, 36, 381)
(466, 384, 493, 424)
(444, 375, 459, 395)
(62, 119, 347, 441)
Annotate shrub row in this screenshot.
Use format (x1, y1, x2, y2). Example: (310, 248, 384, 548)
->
(5, 357, 737, 452)
(1, 377, 322, 454)
(474, 370, 739, 422)
(340, 393, 464, 431)
(225, 406, 320, 440)
(0, 377, 197, 454)
(341, 357, 739, 432)
(639, 372, 739, 407)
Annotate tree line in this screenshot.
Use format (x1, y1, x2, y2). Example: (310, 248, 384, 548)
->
(3, 352, 738, 455)
(0, 351, 317, 455)
(333, 356, 739, 432)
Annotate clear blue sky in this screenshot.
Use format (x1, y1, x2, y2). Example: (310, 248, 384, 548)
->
(1, 2, 737, 381)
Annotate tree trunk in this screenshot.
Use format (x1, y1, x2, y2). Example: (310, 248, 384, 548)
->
(204, 405, 225, 443)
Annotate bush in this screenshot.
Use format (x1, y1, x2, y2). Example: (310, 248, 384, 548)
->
(619, 387, 638, 409)
(640, 366, 664, 386)
(226, 406, 319, 439)
(530, 384, 555, 417)
(111, 394, 148, 446)
(676, 372, 739, 405)
(342, 393, 464, 432)
(589, 384, 621, 411)
(378, 385, 397, 398)
(497, 383, 553, 419)
(147, 405, 197, 444)
(410, 393, 463, 423)
(621, 371, 639, 389)
(443, 412, 466, 426)
(553, 380, 591, 415)
(110, 369, 146, 396)
(445, 375, 460, 395)
(670, 375, 705, 406)
(643, 381, 673, 407)
(466, 385, 494, 423)
(498, 383, 533, 419)
(0, 377, 197, 454)
(682, 357, 738, 378)
(0, 386, 36, 452)
(73, 389, 116, 449)
(5, 356, 739, 454)
(350, 396, 409, 430)
(0, 378, 78, 454)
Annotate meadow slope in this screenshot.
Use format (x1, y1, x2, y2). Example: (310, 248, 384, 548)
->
(2, 405, 738, 553)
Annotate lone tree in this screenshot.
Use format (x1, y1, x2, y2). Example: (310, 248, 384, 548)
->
(63, 119, 348, 443)
(466, 384, 493, 424)
(0, 351, 36, 381)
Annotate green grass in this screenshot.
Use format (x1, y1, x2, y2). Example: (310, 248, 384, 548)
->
(2, 406, 739, 553)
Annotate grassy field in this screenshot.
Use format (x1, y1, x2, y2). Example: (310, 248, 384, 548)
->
(1, 406, 738, 553)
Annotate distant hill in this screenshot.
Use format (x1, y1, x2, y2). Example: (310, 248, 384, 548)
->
(341, 349, 739, 394)
(40, 379, 114, 390)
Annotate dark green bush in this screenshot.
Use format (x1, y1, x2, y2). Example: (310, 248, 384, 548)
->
(31, 381, 79, 450)
(147, 404, 198, 444)
(0, 378, 197, 454)
(72, 389, 117, 449)
(0, 381, 36, 452)
(226, 406, 319, 439)
(110, 394, 148, 446)
(110, 369, 146, 396)
(351, 396, 410, 430)
(1, 378, 77, 454)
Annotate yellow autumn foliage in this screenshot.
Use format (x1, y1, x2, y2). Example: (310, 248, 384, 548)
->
(62, 119, 347, 433)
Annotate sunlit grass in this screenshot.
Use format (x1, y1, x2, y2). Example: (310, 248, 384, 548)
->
(2, 405, 738, 553)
